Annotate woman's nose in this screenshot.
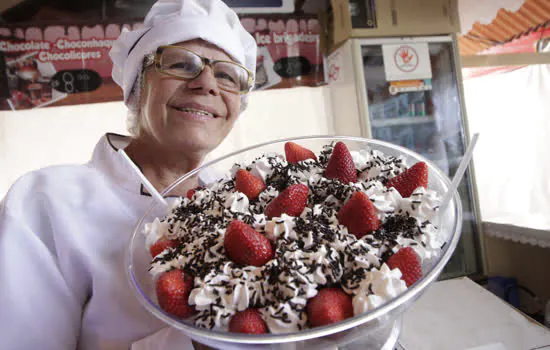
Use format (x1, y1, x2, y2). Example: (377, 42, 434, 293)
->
(186, 65, 220, 95)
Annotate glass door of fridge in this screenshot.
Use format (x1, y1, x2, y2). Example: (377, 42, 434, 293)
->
(358, 38, 483, 278)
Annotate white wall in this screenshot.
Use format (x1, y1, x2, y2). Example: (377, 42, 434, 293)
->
(0, 101, 128, 197)
(207, 86, 334, 162)
(0, 86, 334, 198)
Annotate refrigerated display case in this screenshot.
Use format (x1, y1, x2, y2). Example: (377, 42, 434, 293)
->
(327, 35, 485, 278)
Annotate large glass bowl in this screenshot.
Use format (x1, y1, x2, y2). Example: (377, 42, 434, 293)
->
(126, 135, 462, 349)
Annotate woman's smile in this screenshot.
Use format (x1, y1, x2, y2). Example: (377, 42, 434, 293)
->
(168, 101, 221, 121)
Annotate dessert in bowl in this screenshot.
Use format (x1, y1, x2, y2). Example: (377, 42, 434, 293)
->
(127, 136, 462, 349)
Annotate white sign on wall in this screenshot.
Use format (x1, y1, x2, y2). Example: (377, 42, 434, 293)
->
(223, 0, 294, 13)
(327, 49, 344, 84)
(382, 43, 432, 81)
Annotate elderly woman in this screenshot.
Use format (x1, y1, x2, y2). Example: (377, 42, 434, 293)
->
(0, 0, 256, 349)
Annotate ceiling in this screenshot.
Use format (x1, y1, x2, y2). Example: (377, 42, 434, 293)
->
(458, 0, 550, 55)
(0, 0, 24, 14)
(0, 0, 159, 22)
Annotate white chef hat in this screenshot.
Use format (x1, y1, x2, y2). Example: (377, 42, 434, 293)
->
(109, 0, 257, 106)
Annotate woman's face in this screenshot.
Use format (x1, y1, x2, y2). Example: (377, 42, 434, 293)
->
(138, 39, 242, 155)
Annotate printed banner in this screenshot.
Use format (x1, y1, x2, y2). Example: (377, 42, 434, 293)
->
(240, 16, 324, 91)
(0, 24, 133, 110)
(388, 79, 432, 95)
(0, 16, 325, 111)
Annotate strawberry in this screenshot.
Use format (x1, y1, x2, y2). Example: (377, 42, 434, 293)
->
(224, 220, 273, 266)
(186, 187, 198, 199)
(337, 191, 380, 238)
(229, 308, 268, 334)
(325, 142, 357, 184)
(387, 247, 422, 287)
(285, 142, 317, 164)
(385, 162, 428, 198)
(307, 288, 353, 328)
(150, 238, 179, 258)
(235, 169, 266, 201)
(156, 269, 195, 318)
(264, 183, 309, 219)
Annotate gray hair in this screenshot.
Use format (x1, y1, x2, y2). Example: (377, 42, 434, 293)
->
(125, 59, 250, 137)
(125, 69, 143, 136)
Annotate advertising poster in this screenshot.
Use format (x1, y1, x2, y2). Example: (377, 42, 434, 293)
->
(240, 15, 325, 91)
(0, 15, 325, 111)
(0, 24, 131, 111)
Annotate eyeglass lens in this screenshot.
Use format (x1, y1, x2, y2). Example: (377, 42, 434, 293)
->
(158, 46, 250, 92)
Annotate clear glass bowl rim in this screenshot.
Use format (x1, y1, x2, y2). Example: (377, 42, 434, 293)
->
(126, 135, 463, 344)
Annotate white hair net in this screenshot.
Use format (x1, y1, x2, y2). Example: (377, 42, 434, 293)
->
(109, 0, 257, 134)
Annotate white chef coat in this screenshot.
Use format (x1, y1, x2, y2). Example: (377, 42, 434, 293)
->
(0, 133, 215, 350)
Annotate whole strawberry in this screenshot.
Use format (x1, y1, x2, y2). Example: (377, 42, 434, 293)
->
(307, 288, 353, 328)
(229, 308, 268, 334)
(337, 191, 380, 238)
(285, 142, 317, 164)
(156, 269, 195, 319)
(235, 169, 266, 201)
(385, 162, 428, 198)
(186, 186, 201, 200)
(325, 142, 357, 184)
(224, 220, 273, 266)
(387, 247, 422, 287)
(150, 238, 179, 258)
(264, 183, 309, 219)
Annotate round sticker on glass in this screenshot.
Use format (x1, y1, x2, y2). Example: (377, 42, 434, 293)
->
(394, 46, 419, 73)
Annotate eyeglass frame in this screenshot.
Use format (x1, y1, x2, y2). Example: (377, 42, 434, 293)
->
(142, 45, 254, 94)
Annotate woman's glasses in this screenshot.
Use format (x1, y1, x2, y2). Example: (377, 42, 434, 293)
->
(145, 46, 254, 94)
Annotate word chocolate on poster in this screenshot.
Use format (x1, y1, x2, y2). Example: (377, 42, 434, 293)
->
(0, 16, 325, 111)
(0, 24, 131, 110)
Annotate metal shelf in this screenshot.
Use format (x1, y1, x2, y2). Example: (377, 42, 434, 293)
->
(371, 116, 435, 128)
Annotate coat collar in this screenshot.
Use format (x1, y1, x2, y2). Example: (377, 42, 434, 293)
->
(89, 133, 145, 195)
(89, 133, 221, 197)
